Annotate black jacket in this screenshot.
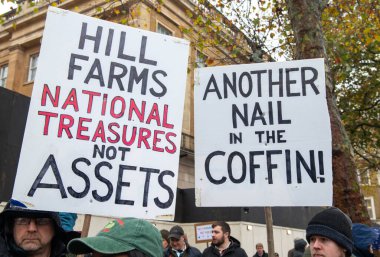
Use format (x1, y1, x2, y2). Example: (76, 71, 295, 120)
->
(0, 201, 67, 257)
(292, 239, 307, 257)
(202, 237, 248, 257)
(253, 251, 268, 257)
(164, 244, 202, 257)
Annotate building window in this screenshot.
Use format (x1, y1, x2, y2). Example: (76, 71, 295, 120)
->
(196, 50, 207, 68)
(27, 54, 39, 82)
(364, 197, 376, 220)
(157, 23, 172, 36)
(358, 170, 371, 185)
(0, 64, 8, 87)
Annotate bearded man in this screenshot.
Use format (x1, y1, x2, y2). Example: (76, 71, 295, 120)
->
(202, 221, 248, 257)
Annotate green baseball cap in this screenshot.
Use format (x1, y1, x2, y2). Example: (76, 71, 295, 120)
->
(67, 218, 162, 257)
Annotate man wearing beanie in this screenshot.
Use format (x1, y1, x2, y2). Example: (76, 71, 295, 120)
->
(68, 217, 162, 257)
(306, 207, 353, 257)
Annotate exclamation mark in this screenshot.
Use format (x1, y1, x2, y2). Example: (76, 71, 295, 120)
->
(318, 151, 325, 183)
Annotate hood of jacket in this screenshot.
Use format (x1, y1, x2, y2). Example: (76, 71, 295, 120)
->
(0, 199, 67, 257)
(229, 236, 241, 247)
(294, 239, 307, 251)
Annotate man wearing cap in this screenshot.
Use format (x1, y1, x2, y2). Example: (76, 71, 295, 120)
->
(0, 199, 68, 257)
(164, 225, 201, 257)
(306, 207, 353, 257)
(68, 217, 162, 257)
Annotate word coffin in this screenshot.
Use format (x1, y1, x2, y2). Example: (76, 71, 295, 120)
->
(194, 59, 332, 207)
(12, 7, 189, 220)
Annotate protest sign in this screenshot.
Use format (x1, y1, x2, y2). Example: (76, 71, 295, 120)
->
(194, 59, 332, 206)
(12, 7, 189, 220)
(194, 222, 213, 243)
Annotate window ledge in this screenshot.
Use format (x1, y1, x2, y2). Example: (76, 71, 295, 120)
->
(23, 81, 34, 87)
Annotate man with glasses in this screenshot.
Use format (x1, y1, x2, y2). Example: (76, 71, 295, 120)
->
(0, 199, 67, 257)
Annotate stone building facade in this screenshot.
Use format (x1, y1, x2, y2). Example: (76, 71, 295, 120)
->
(0, 0, 250, 189)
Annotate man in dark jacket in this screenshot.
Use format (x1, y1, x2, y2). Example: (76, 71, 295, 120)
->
(292, 239, 307, 257)
(0, 199, 67, 257)
(164, 225, 201, 257)
(253, 243, 268, 257)
(202, 221, 248, 257)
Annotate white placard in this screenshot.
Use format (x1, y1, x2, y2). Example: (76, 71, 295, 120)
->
(12, 7, 189, 220)
(195, 223, 213, 242)
(194, 58, 332, 206)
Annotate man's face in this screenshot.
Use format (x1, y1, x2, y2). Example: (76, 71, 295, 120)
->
(12, 217, 55, 255)
(212, 226, 227, 247)
(256, 245, 264, 255)
(310, 235, 346, 257)
(162, 239, 169, 249)
(170, 235, 186, 250)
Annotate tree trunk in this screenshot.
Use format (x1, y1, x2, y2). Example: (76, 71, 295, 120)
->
(285, 0, 370, 224)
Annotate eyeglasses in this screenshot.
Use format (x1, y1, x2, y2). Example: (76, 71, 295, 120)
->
(14, 217, 52, 226)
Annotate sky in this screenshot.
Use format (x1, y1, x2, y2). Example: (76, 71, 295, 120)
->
(0, 1, 17, 14)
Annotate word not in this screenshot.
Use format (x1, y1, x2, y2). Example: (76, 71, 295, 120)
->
(93, 145, 130, 161)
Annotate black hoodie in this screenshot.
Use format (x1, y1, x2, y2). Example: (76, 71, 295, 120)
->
(292, 239, 307, 257)
(202, 236, 248, 257)
(0, 201, 67, 257)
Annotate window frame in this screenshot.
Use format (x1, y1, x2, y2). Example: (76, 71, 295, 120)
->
(27, 53, 39, 82)
(364, 196, 376, 220)
(156, 22, 173, 36)
(358, 170, 371, 185)
(0, 64, 8, 88)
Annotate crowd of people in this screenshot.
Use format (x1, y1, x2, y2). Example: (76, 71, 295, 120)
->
(0, 200, 378, 257)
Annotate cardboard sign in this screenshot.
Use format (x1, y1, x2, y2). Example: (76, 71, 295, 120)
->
(194, 59, 332, 206)
(12, 7, 189, 220)
(194, 222, 213, 243)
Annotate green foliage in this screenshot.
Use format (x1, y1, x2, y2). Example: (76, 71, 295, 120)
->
(322, 0, 380, 176)
(1, 0, 377, 178)
(192, 0, 379, 180)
